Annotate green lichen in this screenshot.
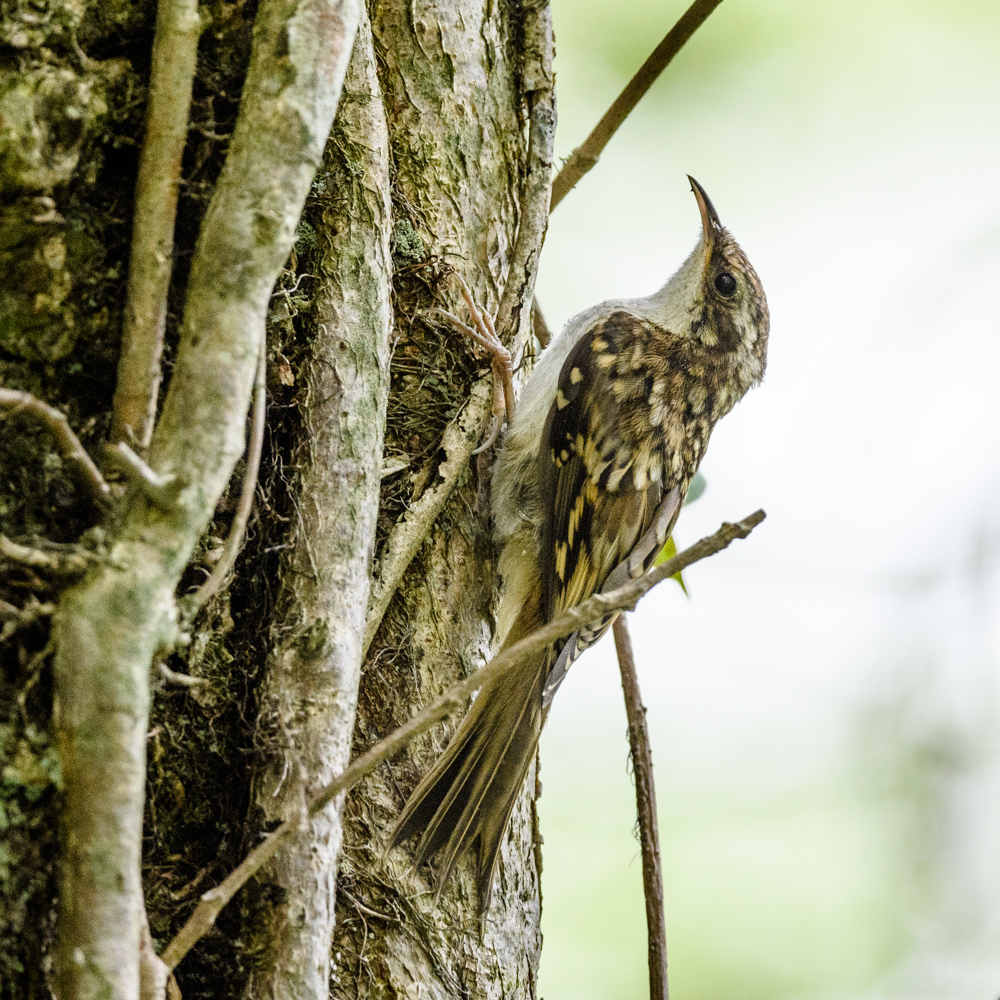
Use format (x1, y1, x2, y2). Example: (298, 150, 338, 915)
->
(390, 219, 426, 267)
(297, 618, 329, 660)
(0, 63, 109, 195)
(294, 220, 316, 252)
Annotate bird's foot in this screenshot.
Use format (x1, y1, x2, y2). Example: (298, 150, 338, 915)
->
(432, 273, 515, 451)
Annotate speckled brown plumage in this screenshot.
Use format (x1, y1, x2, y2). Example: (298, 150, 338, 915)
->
(390, 177, 770, 913)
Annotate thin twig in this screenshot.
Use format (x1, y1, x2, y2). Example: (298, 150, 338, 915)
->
(16, 638, 55, 724)
(614, 615, 668, 1000)
(161, 510, 764, 971)
(0, 537, 63, 574)
(158, 662, 210, 688)
(103, 442, 180, 510)
(111, 0, 202, 448)
(185, 332, 267, 617)
(139, 906, 170, 1000)
(531, 297, 552, 349)
(495, 0, 555, 359)
(549, 0, 724, 212)
(0, 535, 92, 577)
(0, 389, 111, 508)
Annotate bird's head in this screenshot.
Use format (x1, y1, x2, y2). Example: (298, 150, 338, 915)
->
(654, 177, 769, 392)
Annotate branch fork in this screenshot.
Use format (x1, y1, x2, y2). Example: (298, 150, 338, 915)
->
(104, 442, 181, 510)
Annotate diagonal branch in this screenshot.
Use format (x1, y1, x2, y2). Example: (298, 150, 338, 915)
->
(549, 0, 724, 212)
(161, 509, 764, 971)
(614, 614, 669, 1000)
(0, 388, 111, 508)
(111, 0, 202, 449)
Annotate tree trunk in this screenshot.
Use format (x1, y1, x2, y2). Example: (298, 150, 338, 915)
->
(240, 10, 393, 997)
(328, 2, 545, 995)
(0, 0, 544, 996)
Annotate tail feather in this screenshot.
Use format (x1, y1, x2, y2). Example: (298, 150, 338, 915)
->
(414, 703, 499, 862)
(432, 658, 545, 902)
(473, 676, 545, 905)
(388, 610, 549, 912)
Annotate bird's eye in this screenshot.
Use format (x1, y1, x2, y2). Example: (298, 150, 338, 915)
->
(714, 272, 737, 297)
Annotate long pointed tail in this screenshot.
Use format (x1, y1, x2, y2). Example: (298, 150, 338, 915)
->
(389, 608, 547, 911)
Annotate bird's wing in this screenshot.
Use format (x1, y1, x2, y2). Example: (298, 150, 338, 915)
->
(541, 484, 681, 706)
(539, 312, 686, 639)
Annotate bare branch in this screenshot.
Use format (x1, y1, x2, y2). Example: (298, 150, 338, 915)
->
(111, 0, 202, 449)
(614, 615, 669, 1000)
(531, 297, 552, 349)
(549, 0, 724, 211)
(184, 332, 267, 617)
(103, 442, 181, 510)
(0, 536, 65, 574)
(241, 10, 394, 992)
(496, 0, 555, 358)
(0, 389, 111, 508)
(0, 535, 92, 577)
(0, 598, 56, 643)
(161, 510, 764, 971)
(158, 663, 209, 688)
(139, 907, 170, 1000)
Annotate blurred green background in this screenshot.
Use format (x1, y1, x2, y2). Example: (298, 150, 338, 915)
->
(535, 2, 1000, 998)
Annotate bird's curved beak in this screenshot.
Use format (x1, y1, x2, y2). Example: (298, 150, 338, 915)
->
(688, 175, 723, 246)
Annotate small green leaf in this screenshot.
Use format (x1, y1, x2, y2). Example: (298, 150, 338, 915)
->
(653, 535, 688, 595)
(684, 470, 707, 505)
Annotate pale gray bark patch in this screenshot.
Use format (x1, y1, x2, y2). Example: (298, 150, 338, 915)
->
(370, 0, 521, 307)
(50, 2, 362, 997)
(242, 9, 393, 998)
(333, 2, 542, 995)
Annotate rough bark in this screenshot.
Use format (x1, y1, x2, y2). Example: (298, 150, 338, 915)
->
(241, 11, 393, 996)
(0, 1, 152, 988)
(330, 3, 543, 996)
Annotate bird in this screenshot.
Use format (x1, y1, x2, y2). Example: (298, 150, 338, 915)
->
(389, 176, 770, 912)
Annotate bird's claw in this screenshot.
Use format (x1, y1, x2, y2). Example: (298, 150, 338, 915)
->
(443, 273, 516, 429)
